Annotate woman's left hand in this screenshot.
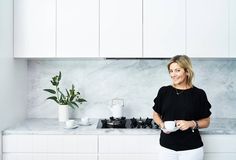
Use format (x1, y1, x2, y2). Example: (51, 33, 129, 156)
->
(176, 120, 193, 131)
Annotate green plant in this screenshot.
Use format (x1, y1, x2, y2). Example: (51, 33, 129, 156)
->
(43, 71, 86, 109)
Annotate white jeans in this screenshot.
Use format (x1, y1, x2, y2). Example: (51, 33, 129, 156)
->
(158, 146, 204, 160)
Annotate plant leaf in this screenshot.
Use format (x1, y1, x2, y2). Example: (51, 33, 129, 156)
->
(66, 89, 70, 97)
(68, 103, 75, 109)
(71, 102, 79, 108)
(58, 89, 66, 99)
(43, 89, 56, 94)
(70, 85, 75, 95)
(77, 98, 87, 103)
(46, 96, 59, 103)
(59, 95, 63, 104)
(58, 71, 62, 81)
(51, 80, 57, 86)
(70, 95, 75, 101)
(52, 76, 58, 82)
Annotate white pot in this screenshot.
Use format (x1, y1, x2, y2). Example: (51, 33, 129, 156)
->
(58, 105, 69, 122)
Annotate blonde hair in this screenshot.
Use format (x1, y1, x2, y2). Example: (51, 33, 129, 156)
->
(167, 55, 194, 87)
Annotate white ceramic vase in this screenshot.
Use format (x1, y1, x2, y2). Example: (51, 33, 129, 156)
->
(58, 105, 69, 122)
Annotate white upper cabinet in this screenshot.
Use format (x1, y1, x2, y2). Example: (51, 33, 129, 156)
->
(14, 0, 56, 58)
(14, 0, 234, 58)
(100, 0, 142, 58)
(186, 0, 229, 58)
(57, 0, 99, 57)
(230, 0, 236, 57)
(143, 0, 185, 58)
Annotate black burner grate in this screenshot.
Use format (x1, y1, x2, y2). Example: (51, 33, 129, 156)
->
(97, 117, 159, 129)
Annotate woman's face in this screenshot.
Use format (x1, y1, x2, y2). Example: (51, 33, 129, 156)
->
(169, 62, 188, 86)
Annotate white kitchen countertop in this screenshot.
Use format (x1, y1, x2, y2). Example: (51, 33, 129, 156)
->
(2, 118, 236, 135)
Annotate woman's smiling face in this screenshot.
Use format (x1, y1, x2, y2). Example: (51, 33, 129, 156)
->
(169, 62, 188, 87)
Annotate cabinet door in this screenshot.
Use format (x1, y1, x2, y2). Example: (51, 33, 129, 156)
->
(204, 153, 236, 160)
(3, 153, 33, 160)
(3, 153, 96, 160)
(99, 135, 159, 154)
(100, 0, 142, 58)
(143, 0, 185, 58)
(47, 154, 97, 160)
(202, 135, 236, 153)
(14, 0, 56, 58)
(57, 0, 99, 57)
(186, 0, 228, 57)
(3, 135, 33, 153)
(230, 0, 236, 57)
(99, 154, 158, 160)
(39, 135, 98, 153)
(3, 135, 98, 153)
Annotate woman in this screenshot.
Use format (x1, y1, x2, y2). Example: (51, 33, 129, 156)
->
(153, 55, 211, 160)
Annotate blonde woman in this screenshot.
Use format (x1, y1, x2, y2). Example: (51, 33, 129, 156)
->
(153, 55, 211, 160)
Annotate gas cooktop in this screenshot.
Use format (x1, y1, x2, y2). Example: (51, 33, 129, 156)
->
(97, 117, 160, 129)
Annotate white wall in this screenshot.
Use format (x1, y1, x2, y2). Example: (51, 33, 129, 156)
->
(0, 0, 27, 159)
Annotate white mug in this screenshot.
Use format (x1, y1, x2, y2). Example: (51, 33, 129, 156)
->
(66, 120, 76, 128)
(164, 121, 176, 130)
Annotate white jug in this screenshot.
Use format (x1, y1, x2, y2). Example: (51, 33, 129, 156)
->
(110, 98, 124, 118)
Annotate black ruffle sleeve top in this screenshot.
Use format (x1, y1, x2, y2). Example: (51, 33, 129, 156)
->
(153, 85, 211, 151)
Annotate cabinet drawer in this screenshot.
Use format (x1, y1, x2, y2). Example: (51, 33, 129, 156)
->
(3, 135, 98, 153)
(3, 153, 97, 160)
(99, 135, 159, 153)
(205, 153, 236, 160)
(202, 135, 236, 153)
(3, 135, 33, 153)
(99, 154, 158, 160)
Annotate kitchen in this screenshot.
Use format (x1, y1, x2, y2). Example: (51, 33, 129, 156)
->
(0, 0, 236, 160)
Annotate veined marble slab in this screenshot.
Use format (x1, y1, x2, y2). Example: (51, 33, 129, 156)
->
(2, 118, 236, 135)
(28, 59, 236, 119)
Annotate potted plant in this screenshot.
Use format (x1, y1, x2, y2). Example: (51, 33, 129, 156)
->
(43, 71, 86, 122)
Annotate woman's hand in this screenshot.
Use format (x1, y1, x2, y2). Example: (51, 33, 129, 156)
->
(176, 120, 194, 131)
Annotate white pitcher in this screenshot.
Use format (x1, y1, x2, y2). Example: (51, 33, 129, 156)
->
(110, 98, 124, 118)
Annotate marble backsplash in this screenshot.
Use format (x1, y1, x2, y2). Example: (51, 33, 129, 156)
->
(28, 59, 236, 119)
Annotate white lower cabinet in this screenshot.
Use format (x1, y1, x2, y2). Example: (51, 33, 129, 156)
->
(3, 153, 97, 160)
(205, 153, 236, 160)
(98, 135, 159, 160)
(3, 134, 236, 160)
(99, 154, 158, 160)
(2, 135, 97, 160)
(202, 135, 236, 160)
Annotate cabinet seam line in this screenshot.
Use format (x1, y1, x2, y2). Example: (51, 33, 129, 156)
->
(98, 0, 101, 57)
(228, 0, 230, 57)
(55, 0, 57, 57)
(142, 0, 144, 57)
(185, 0, 187, 55)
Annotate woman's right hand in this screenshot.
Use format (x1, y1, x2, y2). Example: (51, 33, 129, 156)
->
(159, 122, 165, 129)
(160, 123, 172, 134)
(153, 112, 171, 134)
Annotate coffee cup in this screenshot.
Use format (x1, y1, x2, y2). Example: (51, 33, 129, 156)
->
(66, 120, 76, 128)
(164, 121, 176, 130)
(81, 117, 89, 125)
